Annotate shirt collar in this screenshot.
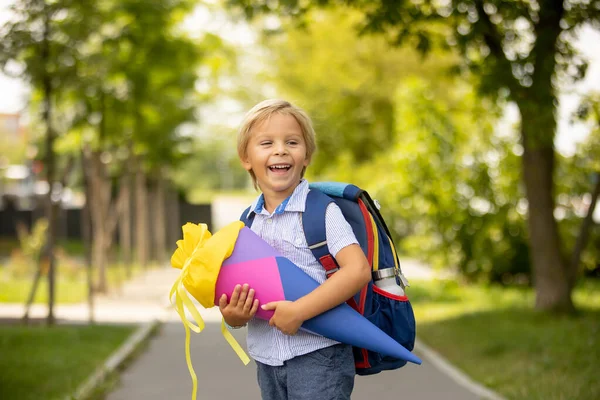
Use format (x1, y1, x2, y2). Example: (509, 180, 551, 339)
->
(247, 179, 309, 217)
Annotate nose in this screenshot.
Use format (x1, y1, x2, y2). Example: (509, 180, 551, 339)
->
(273, 142, 288, 155)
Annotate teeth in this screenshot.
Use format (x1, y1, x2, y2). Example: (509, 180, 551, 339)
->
(270, 165, 290, 169)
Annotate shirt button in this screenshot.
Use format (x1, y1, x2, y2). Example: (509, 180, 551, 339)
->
(266, 218, 272, 224)
(295, 239, 302, 246)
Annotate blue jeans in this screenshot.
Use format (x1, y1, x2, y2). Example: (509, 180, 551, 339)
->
(256, 344, 355, 400)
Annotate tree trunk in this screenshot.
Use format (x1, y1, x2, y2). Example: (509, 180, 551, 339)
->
(21, 265, 42, 323)
(513, 1, 573, 313)
(118, 171, 133, 276)
(152, 171, 167, 264)
(520, 103, 574, 313)
(81, 161, 95, 324)
(85, 150, 110, 293)
(83, 147, 128, 293)
(84, 148, 117, 294)
(568, 172, 600, 288)
(22, 152, 73, 323)
(105, 177, 127, 283)
(40, 5, 57, 325)
(134, 158, 149, 267)
(166, 186, 180, 257)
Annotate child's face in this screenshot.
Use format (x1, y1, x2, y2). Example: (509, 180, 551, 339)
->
(242, 112, 310, 199)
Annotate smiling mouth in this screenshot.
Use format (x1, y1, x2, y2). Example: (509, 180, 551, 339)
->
(269, 164, 291, 172)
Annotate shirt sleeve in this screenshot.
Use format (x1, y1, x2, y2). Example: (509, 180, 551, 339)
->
(325, 203, 359, 258)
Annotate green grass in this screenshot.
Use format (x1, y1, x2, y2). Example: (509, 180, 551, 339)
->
(0, 237, 86, 257)
(0, 278, 88, 303)
(0, 264, 148, 304)
(410, 279, 600, 400)
(56, 239, 86, 256)
(0, 237, 19, 256)
(0, 324, 135, 400)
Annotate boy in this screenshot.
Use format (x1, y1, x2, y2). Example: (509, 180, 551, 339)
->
(219, 99, 371, 400)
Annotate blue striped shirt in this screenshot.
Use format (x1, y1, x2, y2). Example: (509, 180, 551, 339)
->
(244, 179, 358, 366)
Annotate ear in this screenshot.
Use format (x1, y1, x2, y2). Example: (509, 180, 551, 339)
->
(303, 155, 311, 168)
(240, 156, 252, 171)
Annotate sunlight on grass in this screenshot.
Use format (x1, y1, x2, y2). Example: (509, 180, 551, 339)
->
(0, 325, 135, 400)
(410, 279, 600, 400)
(410, 279, 535, 323)
(0, 279, 87, 303)
(0, 264, 150, 304)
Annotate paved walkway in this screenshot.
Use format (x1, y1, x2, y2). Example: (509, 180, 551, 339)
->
(0, 260, 494, 400)
(0, 267, 173, 324)
(103, 264, 487, 400)
(107, 321, 482, 400)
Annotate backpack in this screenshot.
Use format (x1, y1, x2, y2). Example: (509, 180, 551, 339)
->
(240, 182, 416, 376)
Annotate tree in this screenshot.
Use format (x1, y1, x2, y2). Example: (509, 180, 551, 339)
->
(250, 9, 460, 176)
(69, 0, 203, 284)
(381, 78, 529, 284)
(557, 94, 600, 282)
(227, 0, 600, 312)
(0, 0, 97, 324)
(172, 130, 250, 194)
(233, 7, 530, 282)
(1, 0, 209, 303)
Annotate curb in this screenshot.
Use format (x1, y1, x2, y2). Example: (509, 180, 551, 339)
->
(67, 319, 161, 400)
(415, 339, 507, 400)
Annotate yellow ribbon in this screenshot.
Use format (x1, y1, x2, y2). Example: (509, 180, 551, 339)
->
(169, 221, 251, 400)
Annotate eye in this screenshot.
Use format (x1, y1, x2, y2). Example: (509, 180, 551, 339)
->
(287, 140, 299, 145)
(260, 141, 272, 146)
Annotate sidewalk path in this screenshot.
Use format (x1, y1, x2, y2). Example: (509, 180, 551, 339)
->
(107, 319, 483, 400)
(0, 265, 488, 399)
(98, 265, 484, 400)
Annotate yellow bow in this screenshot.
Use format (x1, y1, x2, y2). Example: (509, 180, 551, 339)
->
(170, 221, 250, 400)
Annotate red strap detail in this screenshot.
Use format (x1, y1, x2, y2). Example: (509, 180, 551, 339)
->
(355, 348, 371, 369)
(361, 349, 370, 368)
(358, 199, 374, 267)
(319, 255, 338, 275)
(346, 297, 359, 311)
(357, 199, 374, 315)
(372, 284, 409, 301)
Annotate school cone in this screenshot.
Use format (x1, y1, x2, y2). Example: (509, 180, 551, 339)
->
(215, 227, 422, 365)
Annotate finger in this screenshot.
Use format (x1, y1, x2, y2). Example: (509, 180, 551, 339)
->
(237, 284, 249, 306)
(261, 302, 279, 311)
(229, 284, 241, 305)
(218, 294, 228, 310)
(248, 299, 260, 316)
(242, 289, 255, 313)
(268, 317, 275, 327)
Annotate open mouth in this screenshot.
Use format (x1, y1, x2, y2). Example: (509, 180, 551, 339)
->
(269, 164, 291, 172)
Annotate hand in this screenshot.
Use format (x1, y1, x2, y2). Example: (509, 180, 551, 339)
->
(218, 284, 259, 327)
(261, 301, 304, 336)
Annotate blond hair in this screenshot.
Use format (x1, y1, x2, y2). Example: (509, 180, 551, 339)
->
(237, 99, 317, 189)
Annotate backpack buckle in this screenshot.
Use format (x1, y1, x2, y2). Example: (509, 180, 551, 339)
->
(398, 273, 410, 288)
(308, 240, 327, 250)
(319, 255, 339, 278)
(373, 199, 381, 210)
(372, 268, 397, 280)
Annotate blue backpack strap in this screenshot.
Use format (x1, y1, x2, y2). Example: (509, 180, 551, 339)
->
(240, 206, 255, 227)
(303, 189, 340, 278)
